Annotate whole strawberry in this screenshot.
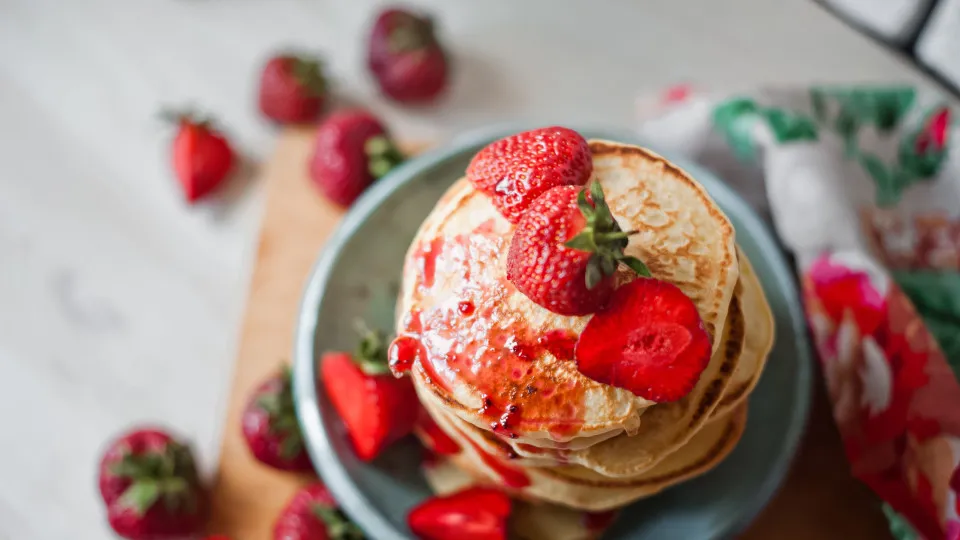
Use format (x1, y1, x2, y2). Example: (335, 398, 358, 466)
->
(507, 181, 650, 316)
(367, 7, 448, 104)
(98, 428, 205, 540)
(259, 52, 328, 124)
(242, 366, 313, 472)
(273, 483, 364, 540)
(308, 109, 404, 207)
(575, 277, 712, 402)
(164, 110, 235, 203)
(467, 127, 592, 223)
(321, 326, 419, 461)
(408, 487, 511, 540)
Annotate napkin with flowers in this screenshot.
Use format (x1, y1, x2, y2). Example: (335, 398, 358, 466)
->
(637, 86, 960, 540)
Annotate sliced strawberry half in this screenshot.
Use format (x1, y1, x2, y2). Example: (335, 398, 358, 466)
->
(321, 326, 419, 461)
(407, 487, 511, 540)
(574, 277, 711, 402)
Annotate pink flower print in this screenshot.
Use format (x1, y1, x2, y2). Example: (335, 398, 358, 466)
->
(807, 254, 886, 335)
(916, 107, 951, 155)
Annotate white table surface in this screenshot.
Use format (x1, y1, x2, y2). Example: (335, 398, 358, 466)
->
(0, 0, 948, 538)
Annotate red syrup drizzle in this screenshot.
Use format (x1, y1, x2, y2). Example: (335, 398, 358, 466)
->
(462, 437, 531, 489)
(403, 231, 589, 438)
(582, 510, 619, 532)
(416, 412, 461, 456)
(480, 396, 521, 439)
(414, 237, 444, 289)
(537, 329, 578, 362)
(388, 335, 421, 376)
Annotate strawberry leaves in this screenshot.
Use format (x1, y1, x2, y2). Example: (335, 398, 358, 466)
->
(109, 441, 200, 515)
(311, 504, 366, 540)
(353, 321, 392, 376)
(364, 135, 405, 179)
(254, 367, 305, 461)
(565, 181, 651, 289)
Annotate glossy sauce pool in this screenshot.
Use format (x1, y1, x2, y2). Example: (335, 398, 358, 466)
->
(390, 228, 589, 440)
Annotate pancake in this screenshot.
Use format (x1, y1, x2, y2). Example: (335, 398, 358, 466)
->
(713, 253, 775, 417)
(417, 278, 745, 476)
(421, 395, 748, 511)
(394, 140, 739, 445)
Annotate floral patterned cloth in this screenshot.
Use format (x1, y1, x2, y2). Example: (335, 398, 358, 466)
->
(636, 86, 960, 540)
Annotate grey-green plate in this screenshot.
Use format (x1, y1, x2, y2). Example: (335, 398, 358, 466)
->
(293, 126, 813, 540)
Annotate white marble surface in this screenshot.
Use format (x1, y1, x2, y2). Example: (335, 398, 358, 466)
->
(0, 0, 947, 538)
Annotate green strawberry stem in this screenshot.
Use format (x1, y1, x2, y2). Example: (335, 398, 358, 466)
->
(111, 442, 199, 515)
(289, 54, 327, 98)
(353, 320, 391, 375)
(565, 181, 652, 288)
(312, 504, 366, 540)
(158, 107, 212, 128)
(388, 13, 435, 53)
(365, 136, 405, 179)
(256, 365, 305, 460)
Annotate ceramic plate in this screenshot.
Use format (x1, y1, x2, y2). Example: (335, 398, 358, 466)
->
(293, 126, 813, 540)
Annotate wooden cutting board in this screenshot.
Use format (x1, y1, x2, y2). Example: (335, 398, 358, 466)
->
(206, 128, 893, 539)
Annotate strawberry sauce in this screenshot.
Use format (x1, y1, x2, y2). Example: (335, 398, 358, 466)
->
(582, 510, 619, 532)
(463, 437, 531, 489)
(395, 230, 589, 439)
(388, 335, 422, 376)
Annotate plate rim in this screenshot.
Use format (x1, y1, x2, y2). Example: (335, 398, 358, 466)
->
(293, 124, 813, 540)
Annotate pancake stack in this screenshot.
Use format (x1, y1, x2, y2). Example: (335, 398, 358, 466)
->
(393, 140, 775, 513)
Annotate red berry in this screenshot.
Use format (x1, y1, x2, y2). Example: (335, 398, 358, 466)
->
(166, 111, 235, 203)
(321, 328, 419, 461)
(98, 428, 205, 539)
(258, 53, 327, 124)
(367, 8, 448, 104)
(242, 367, 313, 472)
(407, 487, 511, 540)
(308, 109, 404, 207)
(575, 277, 712, 402)
(273, 483, 364, 540)
(506, 182, 649, 316)
(467, 127, 591, 223)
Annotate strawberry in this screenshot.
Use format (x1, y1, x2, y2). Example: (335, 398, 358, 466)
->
(273, 483, 364, 540)
(407, 487, 511, 540)
(367, 8, 448, 104)
(308, 109, 404, 207)
(164, 110, 235, 203)
(467, 127, 592, 223)
(575, 277, 712, 402)
(97, 428, 204, 539)
(321, 327, 419, 461)
(258, 52, 327, 124)
(242, 366, 313, 472)
(506, 181, 650, 316)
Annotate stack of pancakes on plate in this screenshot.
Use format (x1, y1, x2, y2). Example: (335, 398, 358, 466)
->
(393, 141, 775, 513)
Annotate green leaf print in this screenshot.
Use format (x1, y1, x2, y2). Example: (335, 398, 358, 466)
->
(882, 504, 920, 540)
(713, 98, 761, 160)
(858, 153, 906, 207)
(815, 87, 916, 132)
(893, 270, 960, 377)
(762, 109, 818, 143)
(834, 107, 861, 157)
(898, 136, 946, 179)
